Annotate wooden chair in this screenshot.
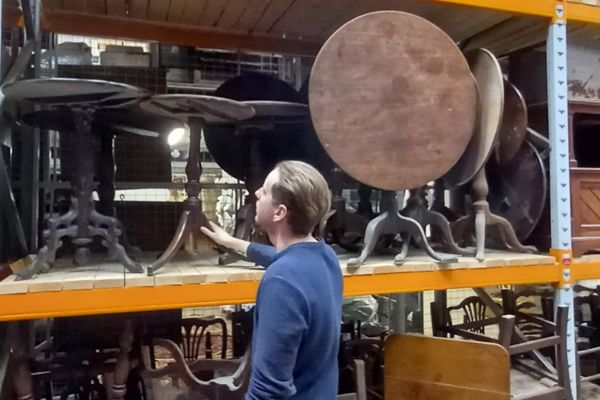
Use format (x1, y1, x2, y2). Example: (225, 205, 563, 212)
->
(433, 298, 573, 399)
(141, 338, 249, 400)
(338, 321, 365, 397)
(547, 286, 600, 397)
(431, 300, 500, 341)
(501, 289, 555, 341)
(231, 308, 253, 358)
(499, 305, 573, 400)
(341, 338, 384, 400)
(573, 292, 600, 396)
(337, 359, 367, 400)
(451, 294, 572, 399)
(385, 334, 510, 399)
(446, 296, 488, 335)
(180, 317, 228, 361)
(29, 315, 140, 400)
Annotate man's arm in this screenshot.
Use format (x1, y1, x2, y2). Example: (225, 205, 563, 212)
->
(201, 222, 250, 256)
(246, 275, 308, 400)
(201, 222, 277, 267)
(246, 243, 277, 268)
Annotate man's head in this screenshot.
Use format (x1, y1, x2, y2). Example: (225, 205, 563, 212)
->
(255, 160, 331, 238)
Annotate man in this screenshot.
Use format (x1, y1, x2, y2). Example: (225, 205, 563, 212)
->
(201, 160, 342, 400)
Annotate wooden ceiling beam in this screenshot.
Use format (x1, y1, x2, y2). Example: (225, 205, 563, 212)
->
(37, 10, 322, 56)
(463, 17, 548, 57)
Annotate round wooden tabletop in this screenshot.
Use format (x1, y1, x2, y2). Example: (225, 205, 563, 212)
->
(140, 94, 255, 123)
(309, 11, 477, 191)
(20, 106, 183, 138)
(205, 101, 321, 182)
(2, 78, 147, 106)
(488, 140, 547, 241)
(495, 80, 528, 165)
(443, 48, 504, 188)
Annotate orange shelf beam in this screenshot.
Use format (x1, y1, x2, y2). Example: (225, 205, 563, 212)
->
(0, 263, 562, 322)
(568, 2, 600, 24)
(570, 260, 600, 281)
(431, 0, 555, 18)
(344, 264, 561, 296)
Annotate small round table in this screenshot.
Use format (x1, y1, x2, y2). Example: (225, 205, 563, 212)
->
(494, 80, 528, 166)
(2, 78, 149, 278)
(139, 95, 255, 275)
(206, 100, 321, 262)
(309, 11, 478, 266)
(488, 140, 547, 243)
(447, 51, 536, 260)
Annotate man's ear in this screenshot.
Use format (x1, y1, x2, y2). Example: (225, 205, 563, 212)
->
(273, 204, 287, 222)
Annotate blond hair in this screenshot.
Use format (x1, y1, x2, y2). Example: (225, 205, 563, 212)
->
(271, 160, 331, 235)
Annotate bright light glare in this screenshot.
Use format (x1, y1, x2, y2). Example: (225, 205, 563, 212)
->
(168, 127, 186, 146)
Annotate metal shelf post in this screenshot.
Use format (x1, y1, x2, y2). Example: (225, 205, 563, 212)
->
(547, 0, 576, 395)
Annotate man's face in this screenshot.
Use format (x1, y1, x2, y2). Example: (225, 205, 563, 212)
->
(254, 169, 280, 231)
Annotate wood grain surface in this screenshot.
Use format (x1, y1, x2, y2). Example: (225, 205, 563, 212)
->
(443, 48, 504, 188)
(385, 334, 510, 400)
(495, 80, 528, 165)
(309, 11, 477, 190)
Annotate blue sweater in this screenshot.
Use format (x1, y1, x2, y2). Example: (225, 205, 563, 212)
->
(245, 241, 343, 400)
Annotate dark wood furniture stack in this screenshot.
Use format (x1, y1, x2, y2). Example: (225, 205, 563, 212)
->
(431, 290, 573, 400)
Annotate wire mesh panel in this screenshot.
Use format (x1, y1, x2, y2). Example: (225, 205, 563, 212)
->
(29, 35, 287, 249)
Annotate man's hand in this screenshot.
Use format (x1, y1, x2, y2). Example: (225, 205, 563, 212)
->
(201, 222, 250, 256)
(201, 222, 232, 247)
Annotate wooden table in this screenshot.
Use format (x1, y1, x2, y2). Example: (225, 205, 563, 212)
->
(309, 10, 478, 266)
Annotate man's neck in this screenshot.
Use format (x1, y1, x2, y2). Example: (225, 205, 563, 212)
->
(269, 230, 317, 252)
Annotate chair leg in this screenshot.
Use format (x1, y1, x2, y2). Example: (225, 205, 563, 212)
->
(556, 306, 574, 400)
(353, 359, 367, 400)
(430, 301, 446, 338)
(498, 315, 515, 350)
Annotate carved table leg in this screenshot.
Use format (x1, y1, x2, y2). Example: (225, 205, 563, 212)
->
(422, 209, 474, 255)
(357, 184, 375, 219)
(18, 204, 78, 279)
(402, 187, 473, 257)
(219, 131, 271, 265)
(347, 212, 390, 269)
(473, 202, 490, 260)
(452, 169, 536, 261)
(148, 117, 214, 275)
(96, 131, 142, 260)
(219, 202, 256, 265)
(484, 204, 537, 253)
(148, 211, 192, 275)
(348, 191, 458, 268)
(10, 323, 33, 400)
(112, 319, 134, 400)
(393, 213, 457, 265)
(97, 132, 116, 219)
(89, 209, 143, 273)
